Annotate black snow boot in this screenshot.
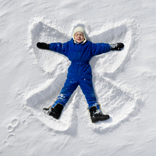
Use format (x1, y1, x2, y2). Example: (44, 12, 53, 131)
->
(43, 103, 64, 119)
(89, 106, 110, 123)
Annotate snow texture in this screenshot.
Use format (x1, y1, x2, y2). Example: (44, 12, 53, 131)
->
(1, 0, 156, 156)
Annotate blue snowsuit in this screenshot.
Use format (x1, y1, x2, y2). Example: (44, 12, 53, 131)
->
(49, 39, 111, 108)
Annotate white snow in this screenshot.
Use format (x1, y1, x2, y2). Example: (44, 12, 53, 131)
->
(0, 0, 156, 155)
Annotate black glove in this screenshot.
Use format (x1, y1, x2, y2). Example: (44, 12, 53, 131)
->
(37, 42, 49, 50)
(110, 43, 124, 50)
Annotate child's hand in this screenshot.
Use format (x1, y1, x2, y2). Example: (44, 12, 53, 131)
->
(37, 42, 49, 50)
(110, 43, 124, 51)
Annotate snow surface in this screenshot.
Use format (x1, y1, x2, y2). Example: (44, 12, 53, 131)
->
(0, 0, 156, 155)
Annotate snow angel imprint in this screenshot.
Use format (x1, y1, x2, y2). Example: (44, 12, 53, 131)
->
(36, 26, 124, 123)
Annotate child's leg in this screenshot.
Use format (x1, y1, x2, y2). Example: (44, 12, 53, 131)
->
(79, 77, 99, 108)
(52, 77, 79, 107)
(79, 77, 110, 123)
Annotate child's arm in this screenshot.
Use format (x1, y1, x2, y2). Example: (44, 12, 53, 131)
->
(36, 42, 68, 56)
(92, 42, 124, 56)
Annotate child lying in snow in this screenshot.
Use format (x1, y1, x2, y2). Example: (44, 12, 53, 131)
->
(37, 26, 124, 123)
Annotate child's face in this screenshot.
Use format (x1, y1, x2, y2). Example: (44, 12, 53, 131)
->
(74, 32, 85, 43)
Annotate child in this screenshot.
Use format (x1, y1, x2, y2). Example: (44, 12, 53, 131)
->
(37, 26, 124, 123)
